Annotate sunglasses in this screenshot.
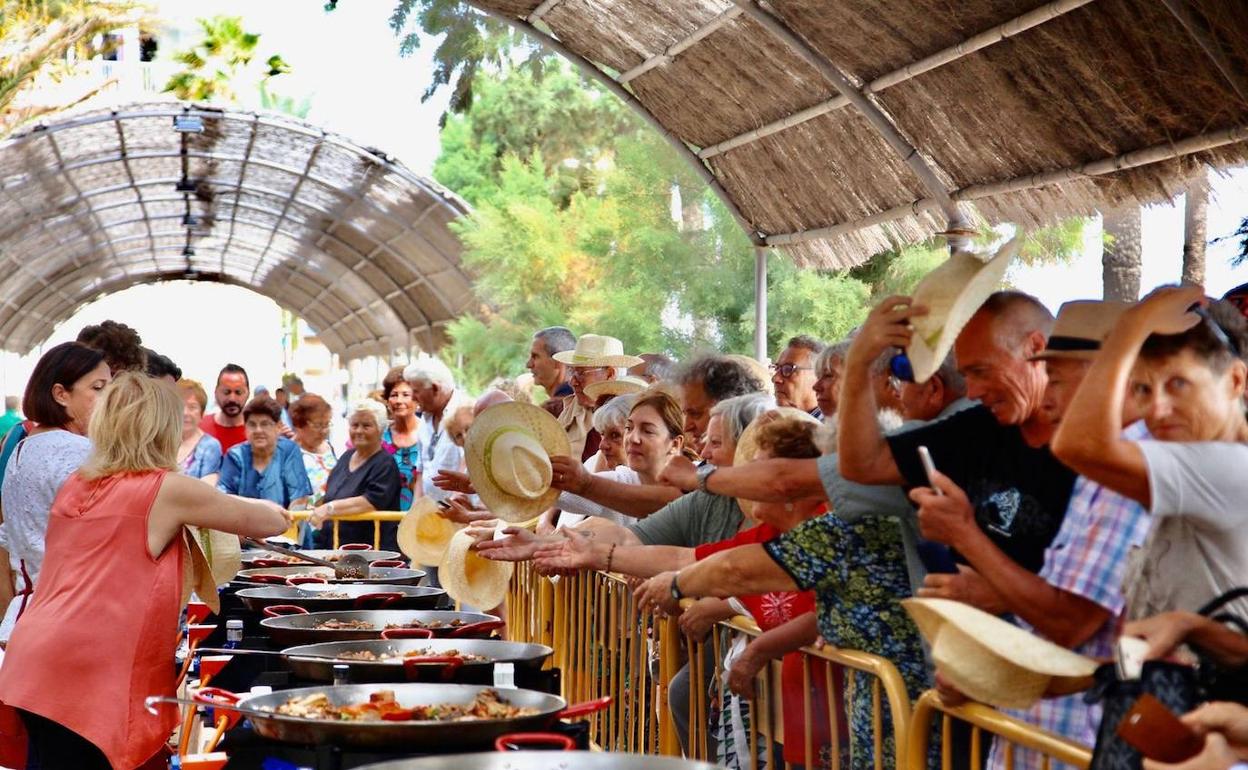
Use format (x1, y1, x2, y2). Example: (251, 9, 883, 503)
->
(770, 362, 813, 378)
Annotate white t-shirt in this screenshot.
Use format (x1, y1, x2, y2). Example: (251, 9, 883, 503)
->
(555, 464, 640, 529)
(1126, 440, 1248, 619)
(417, 390, 471, 502)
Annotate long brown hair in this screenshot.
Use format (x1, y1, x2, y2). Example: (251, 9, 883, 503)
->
(629, 388, 698, 460)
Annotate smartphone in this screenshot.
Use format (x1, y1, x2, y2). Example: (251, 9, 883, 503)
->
(1116, 694, 1204, 763)
(917, 446, 943, 496)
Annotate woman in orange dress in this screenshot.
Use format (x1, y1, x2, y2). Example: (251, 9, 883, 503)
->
(0, 372, 291, 769)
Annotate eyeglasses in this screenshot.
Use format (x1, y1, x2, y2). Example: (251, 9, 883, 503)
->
(569, 367, 608, 381)
(306, 421, 330, 431)
(770, 362, 813, 378)
(1193, 305, 1243, 359)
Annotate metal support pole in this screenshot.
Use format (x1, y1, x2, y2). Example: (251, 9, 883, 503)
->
(754, 246, 768, 363)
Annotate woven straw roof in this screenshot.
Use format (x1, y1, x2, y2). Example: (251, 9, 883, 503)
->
(0, 102, 476, 359)
(471, 0, 1248, 268)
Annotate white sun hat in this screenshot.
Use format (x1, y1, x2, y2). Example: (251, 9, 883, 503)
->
(552, 334, 644, 369)
(583, 375, 647, 401)
(439, 528, 514, 611)
(397, 497, 464, 567)
(464, 401, 571, 523)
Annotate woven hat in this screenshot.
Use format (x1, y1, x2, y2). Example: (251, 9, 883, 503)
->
(902, 598, 1098, 709)
(906, 236, 1020, 384)
(1029, 300, 1131, 361)
(188, 525, 242, 588)
(732, 407, 821, 518)
(584, 375, 647, 401)
(552, 334, 644, 368)
(439, 528, 513, 610)
(397, 497, 464, 567)
(465, 401, 571, 523)
(180, 526, 221, 614)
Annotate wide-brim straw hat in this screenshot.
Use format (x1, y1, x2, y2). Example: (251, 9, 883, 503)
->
(906, 236, 1020, 384)
(1029, 300, 1131, 361)
(902, 598, 1098, 709)
(181, 526, 222, 614)
(397, 497, 464, 567)
(188, 525, 242, 589)
(552, 334, 644, 368)
(584, 375, 647, 401)
(439, 528, 513, 610)
(465, 401, 571, 523)
(732, 407, 821, 518)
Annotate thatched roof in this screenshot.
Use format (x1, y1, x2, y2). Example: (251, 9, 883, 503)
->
(0, 102, 477, 358)
(469, 0, 1248, 268)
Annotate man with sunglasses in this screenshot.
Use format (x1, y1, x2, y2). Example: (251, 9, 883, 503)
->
(770, 335, 823, 417)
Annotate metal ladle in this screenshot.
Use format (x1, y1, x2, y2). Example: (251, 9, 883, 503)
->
(242, 538, 370, 580)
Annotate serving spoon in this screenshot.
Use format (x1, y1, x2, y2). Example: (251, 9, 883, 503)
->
(242, 538, 370, 580)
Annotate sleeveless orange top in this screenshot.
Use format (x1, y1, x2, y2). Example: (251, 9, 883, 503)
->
(0, 470, 183, 769)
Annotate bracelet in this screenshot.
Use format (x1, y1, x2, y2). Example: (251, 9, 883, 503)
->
(326, 501, 336, 517)
(605, 543, 617, 573)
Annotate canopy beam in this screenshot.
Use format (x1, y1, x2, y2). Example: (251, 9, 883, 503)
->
(619, 5, 744, 84)
(1158, 0, 1248, 104)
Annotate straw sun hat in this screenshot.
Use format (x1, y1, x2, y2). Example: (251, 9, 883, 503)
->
(188, 525, 242, 589)
(397, 497, 464, 567)
(732, 407, 821, 518)
(181, 527, 224, 613)
(439, 528, 513, 610)
(552, 334, 644, 369)
(902, 597, 1098, 709)
(906, 236, 1020, 384)
(1029, 300, 1131, 362)
(464, 401, 571, 523)
(583, 375, 647, 401)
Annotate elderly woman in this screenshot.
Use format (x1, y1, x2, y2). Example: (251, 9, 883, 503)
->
(218, 397, 312, 510)
(812, 340, 848, 425)
(290, 394, 336, 506)
(175, 379, 222, 484)
(1053, 286, 1248, 619)
(308, 400, 402, 550)
(0, 373, 289, 769)
(380, 366, 422, 510)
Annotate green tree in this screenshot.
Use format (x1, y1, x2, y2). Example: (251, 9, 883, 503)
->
(164, 15, 289, 103)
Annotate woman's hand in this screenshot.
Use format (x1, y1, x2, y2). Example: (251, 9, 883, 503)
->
(550, 456, 591, 495)
(440, 496, 493, 526)
(634, 571, 680, 617)
(658, 455, 699, 492)
(533, 527, 600, 574)
(433, 469, 475, 495)
(1143, 732, 1241, 770)
(1124, 612, 1203, 662)
(472, 527, 544, 562)
(1125, 285, 1205, 337)
(308, 503, 331, 530)
(727, 645, 766, 699)
(678, 597, 727, 639)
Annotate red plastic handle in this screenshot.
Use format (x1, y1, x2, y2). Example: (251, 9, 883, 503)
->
(380, 627, 433, 640)
(370, 560, 405, 568)
(248, 559, 292, 569)
(353, 592, 402, 610)
(448, 619, 505, 638)
(186, 601, 212, 626)
(558, 696, 612, 720)
(263, 604, 309, 617)
(245, 573, 289, 585)
(286, 576, 328, 586)
(339, 543, 372, 551)
(493, 733, 576, 752)
(192, 686, 244, 731)
(402, 655, 464, 681)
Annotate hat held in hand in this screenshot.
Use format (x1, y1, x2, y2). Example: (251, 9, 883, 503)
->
(465, 402, 570, 523)
(440, 528, 513, 611)
(902, 597, 1097, 709)
(397, 497, 464, 567)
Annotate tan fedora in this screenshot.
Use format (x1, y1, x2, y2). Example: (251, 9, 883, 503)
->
(1030, 300, 1131, 361)
(902, 598, 1098, 709)
(188, 525, 242, 588)
(397, 497, 464, 567)
(439, 528, 513, 610)
(732, 407, 821, 518)
(552, 334, 644, 369)
(465, 401, 571, 523)
(907, 236, 1020, 383)
(584, 375, 647, 401)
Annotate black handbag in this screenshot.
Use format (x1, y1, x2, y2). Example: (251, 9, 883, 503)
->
(1086, 660, 1202, 770)
(1193, 586, 1248, 704)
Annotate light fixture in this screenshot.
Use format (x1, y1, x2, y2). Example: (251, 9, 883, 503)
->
(182, 213, 200, 227)
(175, 178, 197, 193)
(182, 245, 195, 257)
(173, 115, 204, 133)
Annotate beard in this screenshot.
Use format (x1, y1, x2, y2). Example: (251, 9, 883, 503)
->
(220, 401, 243, 416)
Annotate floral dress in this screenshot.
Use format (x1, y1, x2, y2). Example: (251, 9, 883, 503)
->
(381, 426, 421, 511)
(764, 512, 929, 770)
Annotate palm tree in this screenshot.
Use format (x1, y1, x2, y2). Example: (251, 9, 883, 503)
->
(1102, 206, 1142, 302)
(1182, 168, 1209, 286)
(163, 15, 288, 103)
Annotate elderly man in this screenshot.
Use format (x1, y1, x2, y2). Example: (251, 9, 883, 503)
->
(404, 357, 471, 504)
(672, 354, 768, 450)
(200, 364, 251, 453)
(527, 326, 576, 414)
(552, 334, 642, 462)
(628, 353, 675, 384)
(771, 335, 824, 417)
(912, 301, 1150, 769)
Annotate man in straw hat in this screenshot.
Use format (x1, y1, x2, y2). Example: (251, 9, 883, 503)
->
(911, 300, 1153, 768)
(551, 333, 643, 462)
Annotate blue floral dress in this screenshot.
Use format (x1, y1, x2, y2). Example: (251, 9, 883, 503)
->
(764, 512, 930, 770)
(381, 427, 421, 511)
(181, 433, 222, 479)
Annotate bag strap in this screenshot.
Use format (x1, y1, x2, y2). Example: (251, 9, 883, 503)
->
(1197, 587, 1248, 617)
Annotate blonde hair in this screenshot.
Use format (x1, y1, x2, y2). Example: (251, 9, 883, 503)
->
(80, 372, 181, 479)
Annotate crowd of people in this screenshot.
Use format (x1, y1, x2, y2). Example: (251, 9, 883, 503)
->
(0, 267, 1244, 770)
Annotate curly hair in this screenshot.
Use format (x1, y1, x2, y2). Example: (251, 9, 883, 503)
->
(673, 354, 767, 402)
(242, 396, 283, 423)
(753, 418, 821, 460)
(77, 320, 146, 373)
(289, 393, 332, 429)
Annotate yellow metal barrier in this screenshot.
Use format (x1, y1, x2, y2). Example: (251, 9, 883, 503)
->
(907, 690, 1092, 770)
(284, 510, 404, 549)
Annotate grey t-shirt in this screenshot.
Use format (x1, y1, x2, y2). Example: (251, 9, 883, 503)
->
(627, 490, 743, 547)
(1127, 440, 1248, 618)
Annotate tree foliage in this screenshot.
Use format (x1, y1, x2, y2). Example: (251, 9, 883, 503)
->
(164, 15, 289, 104)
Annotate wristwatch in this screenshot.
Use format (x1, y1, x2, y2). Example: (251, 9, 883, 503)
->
(695, 464, 716, 493)
(669, 572, 685, 602)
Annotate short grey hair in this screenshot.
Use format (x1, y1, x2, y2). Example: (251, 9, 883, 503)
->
(403, 357, 455, 391)
(710, 392, 776, 446)
(592, 393, 637, 434)
(635, 353, 675, 382)
(349, 399, 390, 431)
(932, 349, 966, 397)
(533, 326, 577, 356)
(814, 340, 850, 376)
(785, 335, 825, 355)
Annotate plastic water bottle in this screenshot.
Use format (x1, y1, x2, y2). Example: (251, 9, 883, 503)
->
(224, 619, 244, 649)
(333, 664, 349, 686)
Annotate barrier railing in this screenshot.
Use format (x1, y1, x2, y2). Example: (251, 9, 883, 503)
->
(284, 510, 404, 549)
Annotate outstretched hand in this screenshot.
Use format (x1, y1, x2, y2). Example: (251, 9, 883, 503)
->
(433, 469, 475, 495)
(533, 527, 599, 574)
(472, 526, 546, 562)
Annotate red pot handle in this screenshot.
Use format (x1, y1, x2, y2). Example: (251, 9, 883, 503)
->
(370, 560, 405, 568)
(193, 686, 244, 731)
(353, 592, 402, 610)
(263, 604, 309, 618)
(402, 655, 464, 681)
(557, 696, 612, 720)
(248, 559, 292, 569)
(339, 543, 372, 551)
(246, 573, 289, 585)
(448, 619, 505, 638)
(381, 627, 433, 640)
(494, 733, 576, 752)
(286, 576, 328, 586)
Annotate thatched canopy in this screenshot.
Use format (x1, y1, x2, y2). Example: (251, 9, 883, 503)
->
(470, 0, 1248, 268)
(0, 102, 476, 359)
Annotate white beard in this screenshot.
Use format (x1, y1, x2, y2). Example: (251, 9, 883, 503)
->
(815, 408, 905, 456)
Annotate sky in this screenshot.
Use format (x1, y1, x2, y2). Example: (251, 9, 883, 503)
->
(1, 1, 1245, 397)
